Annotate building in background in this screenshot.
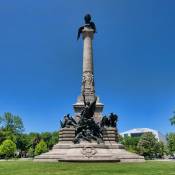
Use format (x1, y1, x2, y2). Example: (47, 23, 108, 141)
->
(120, 128, 167, 144)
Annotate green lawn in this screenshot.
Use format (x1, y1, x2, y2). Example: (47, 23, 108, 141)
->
(0, 160, 175, 175)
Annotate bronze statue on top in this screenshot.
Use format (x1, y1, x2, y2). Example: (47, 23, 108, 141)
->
(77, 14, 96, 40)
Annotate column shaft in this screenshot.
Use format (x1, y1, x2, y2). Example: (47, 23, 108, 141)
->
(81, 28, 95, 99)
(83, 35, 93, 73)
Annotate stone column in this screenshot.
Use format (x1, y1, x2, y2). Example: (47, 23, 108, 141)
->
(73, 27, 103, 122)
(81, 28, 95, 101)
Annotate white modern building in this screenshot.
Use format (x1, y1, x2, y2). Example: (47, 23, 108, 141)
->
(120, 128, 167, 144)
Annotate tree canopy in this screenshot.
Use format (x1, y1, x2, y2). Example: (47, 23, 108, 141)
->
(0, 112, 24, 134)
(170, 112, 175, 126)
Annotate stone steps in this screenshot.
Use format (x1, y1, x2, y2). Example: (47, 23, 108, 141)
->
(34, 142, 144, 162)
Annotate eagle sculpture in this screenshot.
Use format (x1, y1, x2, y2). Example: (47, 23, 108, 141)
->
(77, 14, 96, 40)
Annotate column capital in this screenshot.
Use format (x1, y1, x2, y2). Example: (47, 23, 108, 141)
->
(82, 27, 94, 40)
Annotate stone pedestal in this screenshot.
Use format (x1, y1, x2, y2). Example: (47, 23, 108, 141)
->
(73, 96, 103, 122)
(34, 127, 144, 162)
(34, 142, 144, 162)
(103, 128, 118, 143)
(59, 128, 75, 143)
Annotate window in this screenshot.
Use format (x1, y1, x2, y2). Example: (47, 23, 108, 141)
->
(131, 133, 143, 137)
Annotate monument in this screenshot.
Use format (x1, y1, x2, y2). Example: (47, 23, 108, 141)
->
(34, 14, 144, 162)
(73, 14, 103, 123)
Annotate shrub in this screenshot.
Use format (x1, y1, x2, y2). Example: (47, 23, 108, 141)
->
(0, 139, 16, 159)
(121, 136, 140, 153)
(27, 147, 35, 158)
(34, 140, 48, 156)
(167, 133, 175, 157)
(137, 132, 158, 159)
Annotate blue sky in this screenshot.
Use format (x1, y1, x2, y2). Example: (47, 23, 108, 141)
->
(0, 0, 175, 134)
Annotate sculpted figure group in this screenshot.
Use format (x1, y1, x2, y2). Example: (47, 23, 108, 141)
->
(100, 113, 118, 128)
(60, 94, 118, 144)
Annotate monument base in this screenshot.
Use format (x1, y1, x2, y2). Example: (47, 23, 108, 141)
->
(73, 96, 104, 122)
(34, 142, 144, 162)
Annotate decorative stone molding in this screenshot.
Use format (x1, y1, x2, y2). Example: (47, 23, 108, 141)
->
(82, 71, 95, 96)
(81, 146, 97, 158)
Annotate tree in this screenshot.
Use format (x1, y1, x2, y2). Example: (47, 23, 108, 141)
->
(40, 132, 52, 149)
(170, 111, 175, 126)
(0, 112, 24, 134)
(0, 130, 6, 144)
(40, 131, 59, 149)
(0, 112, 26, 154)
(34, 140, 48, 156)
(121, 136, 140, 153)
(155, 141, 165, 158)
(27, 147, 35, 158)
(27, 132, 41, 149)
(137, 132, 159, 159)
(50, 131, 59, 148)
(167, 133, 175, 157)
(15, 133, 30, 157)
(118, 134, 123, 143)
(0, 139, 16, 158)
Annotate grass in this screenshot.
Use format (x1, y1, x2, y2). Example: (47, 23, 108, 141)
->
(0, 160, 175, 175)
